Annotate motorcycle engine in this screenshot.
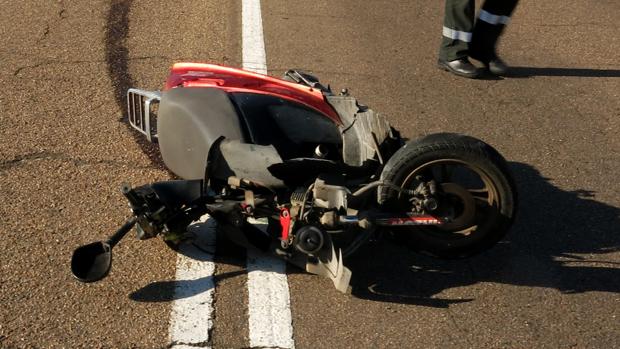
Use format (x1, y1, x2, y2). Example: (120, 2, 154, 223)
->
(287, 176, 349, 255)
(312, 176, 348, 212)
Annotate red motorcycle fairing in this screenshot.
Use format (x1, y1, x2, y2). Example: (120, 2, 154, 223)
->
(164, 63, 342, 125)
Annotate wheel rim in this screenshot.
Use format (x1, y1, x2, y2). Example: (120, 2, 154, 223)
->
(398, 159, 502, 238)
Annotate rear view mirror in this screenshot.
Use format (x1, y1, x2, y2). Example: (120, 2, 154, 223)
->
(71, 241, 112, 282)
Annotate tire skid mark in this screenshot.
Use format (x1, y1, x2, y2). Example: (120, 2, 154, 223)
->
(104, 4, 220, 348)
(104, 0, 165, 169)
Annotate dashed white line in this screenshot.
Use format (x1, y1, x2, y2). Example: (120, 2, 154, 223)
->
(169, 215, 217, 349)
(169, 1, 294, 348)
(242, 0, 295, 346)
(247, 223, 295, 349)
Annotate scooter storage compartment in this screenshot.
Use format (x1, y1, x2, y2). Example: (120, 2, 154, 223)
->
(157, 87, 244, 179)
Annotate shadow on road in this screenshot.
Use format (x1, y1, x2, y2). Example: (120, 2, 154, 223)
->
(349, 162, 620, 306)
(128, 222, 265, 303)
(129, 162, 619, 305)
(508, 66, 620, 78)
(129, 270, 245, 302)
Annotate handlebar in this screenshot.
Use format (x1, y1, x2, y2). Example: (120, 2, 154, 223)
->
(106, 216, 137, 247)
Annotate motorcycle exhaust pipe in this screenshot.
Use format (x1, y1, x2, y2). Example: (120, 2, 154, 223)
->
(70, 217, 137, 282)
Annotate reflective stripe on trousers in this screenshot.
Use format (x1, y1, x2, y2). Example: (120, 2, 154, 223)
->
(442, 26, 472, 42)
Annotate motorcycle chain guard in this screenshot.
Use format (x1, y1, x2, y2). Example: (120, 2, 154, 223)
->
(305, 234, 352, 294)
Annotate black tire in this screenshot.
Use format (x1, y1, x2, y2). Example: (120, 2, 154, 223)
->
(378, 133, 517, 258)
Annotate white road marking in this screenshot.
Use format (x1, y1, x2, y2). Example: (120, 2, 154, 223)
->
(169, 215, 217, 349)
(168, 1, 294, 347)
(242, 0, 268, 75)
(243, 1, 295, 346)
(247, 222, 295, 349)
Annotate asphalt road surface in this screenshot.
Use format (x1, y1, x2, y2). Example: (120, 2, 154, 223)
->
(1, 0, 618, 348)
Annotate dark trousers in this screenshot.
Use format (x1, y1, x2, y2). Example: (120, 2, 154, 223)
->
(439, 0, 519, 62)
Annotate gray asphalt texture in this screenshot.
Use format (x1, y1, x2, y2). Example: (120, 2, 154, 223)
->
(1, 0, 618, 348)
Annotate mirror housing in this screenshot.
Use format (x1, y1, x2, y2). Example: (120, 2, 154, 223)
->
(71, 241, 112, 282)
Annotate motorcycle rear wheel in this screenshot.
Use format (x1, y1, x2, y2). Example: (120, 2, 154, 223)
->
(378, 133, 517, 259)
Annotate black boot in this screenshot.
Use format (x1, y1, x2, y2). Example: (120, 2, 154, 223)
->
(486, 56, 510, 75)
(437, 58, 480, 79)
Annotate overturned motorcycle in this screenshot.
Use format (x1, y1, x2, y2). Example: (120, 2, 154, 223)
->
(71, 63, 517, 293)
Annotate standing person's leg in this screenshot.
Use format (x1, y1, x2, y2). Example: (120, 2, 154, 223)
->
(438, 0, 479, 78)
(469, 0, 519, 74)
(439, 0, 475, 61)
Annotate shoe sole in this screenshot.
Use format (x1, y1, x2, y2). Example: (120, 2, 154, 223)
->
(487, 66, 509, 76)
(469, 55, 509, 76)
(437, 61, 480, 79)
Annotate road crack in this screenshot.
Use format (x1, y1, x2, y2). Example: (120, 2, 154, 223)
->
(105, 0, 167, 169)
(37, 24, 50, 43)
(0, 151, 157, 171)
(168, 339, 211, 348)
(445, 307, 474, 348)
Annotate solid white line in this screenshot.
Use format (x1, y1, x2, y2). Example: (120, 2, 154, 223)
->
(242, 1, 295, 346)
(242, 0, 268, 75)
(169, 215, 217, 349)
